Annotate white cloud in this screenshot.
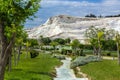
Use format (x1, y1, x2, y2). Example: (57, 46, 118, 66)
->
(102, 0, 120, 6)
(25, 0, 120, 28)
(41, 0, 120, 7)
(41, 0, 120, 14)
(41, 0, 98, 7)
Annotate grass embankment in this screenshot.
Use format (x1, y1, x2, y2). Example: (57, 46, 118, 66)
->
(5, 53, 61, 80)
(80, 60, 120, 80)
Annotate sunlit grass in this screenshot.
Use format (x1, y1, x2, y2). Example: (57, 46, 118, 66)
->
(5, 53, 61, 80)
(80, 60, 120, 80)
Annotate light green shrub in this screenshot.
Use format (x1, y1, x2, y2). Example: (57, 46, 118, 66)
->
(71, 56, 99, 68)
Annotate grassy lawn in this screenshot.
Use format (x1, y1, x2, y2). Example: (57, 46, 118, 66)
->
(5, 53, 61, 80)
(80, 60, 120, 80)
(83, 50, 117, 57)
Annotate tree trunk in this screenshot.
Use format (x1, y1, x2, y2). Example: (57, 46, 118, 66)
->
(17, 46, 22, 64)
(0, 24, 15, 80)
(116, 42, 120, 65)
(98, 47, 102, 60)
(93, 47, 97, 55)
(0, 24, 8, 80)
(25, 46, 28, 58)
(97, 38, 102, 60)
(8, 51, 12, 72)
(13, 47, 17, 66)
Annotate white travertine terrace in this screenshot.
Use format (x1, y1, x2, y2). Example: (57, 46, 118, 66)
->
(27, 15, 120, 43)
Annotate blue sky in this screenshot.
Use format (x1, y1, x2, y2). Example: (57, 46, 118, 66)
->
(25, 0, 120, 28)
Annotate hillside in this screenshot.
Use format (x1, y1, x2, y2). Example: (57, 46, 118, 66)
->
(27, 15, 120, 42)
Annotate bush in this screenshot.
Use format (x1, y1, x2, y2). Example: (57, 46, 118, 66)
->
(70, 56, 99, 68)
(30, 50, 39, 58)
(85, 56, 99, 62)
(61, 49, 67, 55)
(52, 55, 65, 60)
(107, 52, 111, 56)
(41, 47, 54, 51)
(75, 50, 86, 56)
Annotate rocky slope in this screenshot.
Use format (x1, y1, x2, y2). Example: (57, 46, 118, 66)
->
(27, 15, 120, 42)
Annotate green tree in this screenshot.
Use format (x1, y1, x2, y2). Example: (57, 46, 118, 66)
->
(71, 39, 80, 55)
(97, 31, 104, 60)
(85, 26, 105, 59)
(65, 38, 71, 44)
(28, 39, 39, 47)
(50, 41, 59, 53)
(14, 29, 28, 66)
(53, 38, 65, 45)
(39, 36, 51, 45)
(0, 0, 41, 79)
(85, 26, 116, 60)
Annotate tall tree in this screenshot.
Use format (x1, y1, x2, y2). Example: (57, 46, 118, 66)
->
(70, 39, 80, 55)
(14, 29, 28, 65)
(85, 26, 105, 59)
(0, 0, 41, 79)
(50, 41, 59, 54)
(65, 38, 71, 45)
(115, 32, 120, 65)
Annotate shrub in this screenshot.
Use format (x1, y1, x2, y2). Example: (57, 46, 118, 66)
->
(75, 50, 86, 56)
(61, 49, 67, 55)
(85, 56, 99, 62)
(41, 47, 54, 51)
(52, 55, 65, 60)
(70, 56, 99, 68)
(30, 50, 39, 58)
(107, 52, 111, 56)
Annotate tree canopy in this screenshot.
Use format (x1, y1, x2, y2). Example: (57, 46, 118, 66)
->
(0, 0, 41, 79)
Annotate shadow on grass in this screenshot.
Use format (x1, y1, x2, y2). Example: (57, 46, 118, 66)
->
(27, 71, 52, 77)
(9, 78, 20, 80)
(12, 69, 23, 71)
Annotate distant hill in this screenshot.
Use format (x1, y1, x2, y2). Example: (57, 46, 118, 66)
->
(27, 15, 120, 43)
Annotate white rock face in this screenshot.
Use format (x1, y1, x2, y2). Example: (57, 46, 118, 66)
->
(27, 15, 120, 42)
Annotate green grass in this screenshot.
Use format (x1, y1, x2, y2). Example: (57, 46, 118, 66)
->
(5, 53, 61, 80)
(80, 60, 120, 80)
(83, 50, 117, 57)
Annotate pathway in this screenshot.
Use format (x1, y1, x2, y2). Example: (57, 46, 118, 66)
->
(54, 57, 88, 80)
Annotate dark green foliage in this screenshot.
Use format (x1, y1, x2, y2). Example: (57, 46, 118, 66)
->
(71, 56, 99, 68)
(85, 13, 96, 18)
(80, 49, 86, 56)
(61, 49, 72, 55)
(75, 50, 85, 56)
(53, 38, 65, 45)
(52, 55, 65, 60)
(0, 0, 41, 79)
(71, 39, 80, 49)
(83, 44, 93, 50)
(101, 40, 117, 51)
(41, 46, 54, 51)
(41, 37, 51, 45)
(28, 39, 39, 47)
(61, 49, 67, 55)
(65, 38, 71, 44)
(30, 50, 39, 58)
(106, 52, 111, 56)
(105, 14, 120, 17)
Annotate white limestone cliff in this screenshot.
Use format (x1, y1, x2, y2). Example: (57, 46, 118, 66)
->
(27, 15, 120, 42)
